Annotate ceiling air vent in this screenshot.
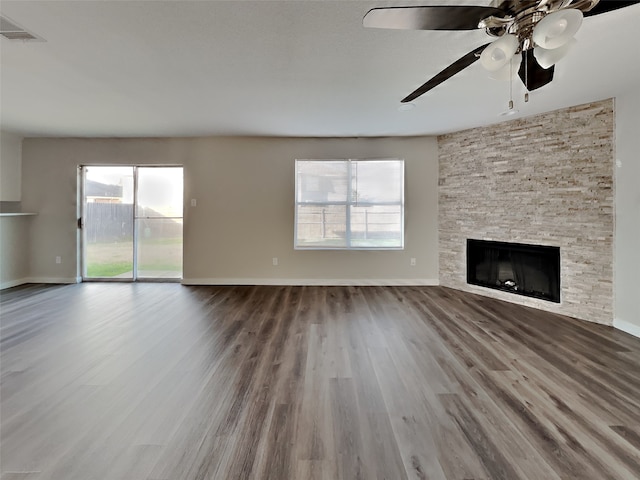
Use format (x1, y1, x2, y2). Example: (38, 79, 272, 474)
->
(0, 15, 43, 41)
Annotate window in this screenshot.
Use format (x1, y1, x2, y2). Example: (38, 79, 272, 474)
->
(295, 159, 404, 250)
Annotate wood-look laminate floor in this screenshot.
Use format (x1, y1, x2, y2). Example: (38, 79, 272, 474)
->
(1, 284, 640, 480)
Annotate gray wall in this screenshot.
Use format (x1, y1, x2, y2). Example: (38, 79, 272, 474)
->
(0, 130, 31, 288)
(0, 216, 31, 288)
(438, 100, 615, 325)
(614, 90, 640, 336)
(21, 136, 439, 284)
(1, 131, 22, 201)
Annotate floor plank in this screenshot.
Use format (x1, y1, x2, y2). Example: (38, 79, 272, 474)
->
(2, 283, 640, 479)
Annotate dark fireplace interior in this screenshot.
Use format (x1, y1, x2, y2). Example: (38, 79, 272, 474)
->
(467, 239, 560, 303)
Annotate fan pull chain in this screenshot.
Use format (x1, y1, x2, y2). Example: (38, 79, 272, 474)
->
(525, 50, 529, 103)
(508, 55, 514, 110)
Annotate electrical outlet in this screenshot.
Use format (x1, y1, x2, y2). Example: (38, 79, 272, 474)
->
(410, 258, 416, 266)
(56, 256, 62, 264)
(191, 198, 197, 207)
(272, 257, 279, 266)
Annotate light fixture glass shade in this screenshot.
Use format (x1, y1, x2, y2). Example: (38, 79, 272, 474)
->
(533, 37, 577, 68)
(480, 34, 519, 72)
(489, 55, 522, 80)
(533, 9, 583, 50)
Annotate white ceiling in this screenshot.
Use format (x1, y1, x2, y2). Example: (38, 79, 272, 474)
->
(1, 0, 639, 138)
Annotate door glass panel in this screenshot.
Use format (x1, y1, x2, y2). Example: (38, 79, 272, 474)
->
(135, 167, 183, 279)
(83, 166, 134, 279)
(136, 167, 183, 218)
(136, 218, 183, 279)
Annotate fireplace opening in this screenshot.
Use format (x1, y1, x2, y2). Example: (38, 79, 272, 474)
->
(467, 239, 560, 303)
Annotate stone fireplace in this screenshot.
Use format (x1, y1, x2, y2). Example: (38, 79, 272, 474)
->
(467, 239, 560, 303)
(438, 99, 614, 325)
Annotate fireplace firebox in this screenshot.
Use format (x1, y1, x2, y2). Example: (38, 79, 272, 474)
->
(467, 239, 560, 303)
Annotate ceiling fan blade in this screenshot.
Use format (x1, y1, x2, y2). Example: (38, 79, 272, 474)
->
(583, 0, 640, 16)
(363, 6, 508, 31)
(402, 43, 490, 103)
(518, 50, 554, 91)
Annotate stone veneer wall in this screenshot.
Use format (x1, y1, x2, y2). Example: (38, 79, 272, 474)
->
(438, 99, 614, 325)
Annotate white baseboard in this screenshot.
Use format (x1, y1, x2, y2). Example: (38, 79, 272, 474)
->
(25, 277, 81, 285)
(613, 318, 640, 339)
(0, 278, 31, 290)
(181, 278, 439, 287)
(3, 277, 439, 289)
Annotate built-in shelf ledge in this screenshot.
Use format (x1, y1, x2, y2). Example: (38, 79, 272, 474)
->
(0, 213, 37, 216)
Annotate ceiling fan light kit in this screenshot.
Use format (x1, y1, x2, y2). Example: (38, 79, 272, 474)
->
(532, 8, 583, 49)
(480, 34, 519, 71)
(534, 37, 577, 69)
(480, 7, 583, 78)
(363, 0, 640, 102)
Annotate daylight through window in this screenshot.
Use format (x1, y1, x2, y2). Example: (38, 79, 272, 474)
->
(295, 159, 404, 250)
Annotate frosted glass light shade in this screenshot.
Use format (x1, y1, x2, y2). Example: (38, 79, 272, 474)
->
(533, 9, 583, 49)
(480, 34, 519, 72)
(534, 38, 577, 68)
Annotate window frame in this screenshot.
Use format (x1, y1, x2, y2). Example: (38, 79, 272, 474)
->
(294, 158, 405, 251)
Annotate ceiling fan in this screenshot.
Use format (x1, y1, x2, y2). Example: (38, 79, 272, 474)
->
(363, 0, 640, 103)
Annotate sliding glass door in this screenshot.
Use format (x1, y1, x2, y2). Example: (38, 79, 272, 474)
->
(135, 167, 183, 279)
(81, 166, 183, 281)
(82, 166, 135, 279)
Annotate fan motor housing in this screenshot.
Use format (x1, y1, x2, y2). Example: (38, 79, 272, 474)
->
(486, 0, 596, 48)
(491, 0, 599, 15)
(491, 0, 544, 15)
